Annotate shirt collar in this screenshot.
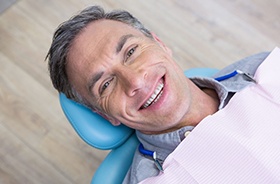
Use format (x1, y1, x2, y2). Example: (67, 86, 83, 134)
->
(136, 126, 195, 161)
(190, 76, 229, 109)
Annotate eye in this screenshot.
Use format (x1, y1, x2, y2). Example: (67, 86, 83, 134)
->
(100, 78, 114, 94)
(102, 81, 110, 91)
(126, 45, 138, 59)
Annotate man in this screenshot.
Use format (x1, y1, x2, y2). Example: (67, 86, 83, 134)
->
(46, 6, 269, 183)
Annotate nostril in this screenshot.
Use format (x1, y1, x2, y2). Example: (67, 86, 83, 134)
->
(126, 78, 144, 97)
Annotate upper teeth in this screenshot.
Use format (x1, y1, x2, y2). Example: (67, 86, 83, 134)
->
(142, 82, 164, 109)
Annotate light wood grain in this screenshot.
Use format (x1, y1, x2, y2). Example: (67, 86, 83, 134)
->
(0, 0, 279, 183)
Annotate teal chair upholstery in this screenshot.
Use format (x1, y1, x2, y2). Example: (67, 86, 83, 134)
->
(59, 68, 218, 184)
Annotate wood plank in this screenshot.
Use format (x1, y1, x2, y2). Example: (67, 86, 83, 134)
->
(0, 123, 71, 184)
(0, 0, 17, 14)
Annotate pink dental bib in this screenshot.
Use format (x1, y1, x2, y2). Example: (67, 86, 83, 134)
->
(140, 47, 280, 184)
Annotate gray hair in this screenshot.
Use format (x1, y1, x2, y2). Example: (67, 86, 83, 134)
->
(46, 6, 152, 107)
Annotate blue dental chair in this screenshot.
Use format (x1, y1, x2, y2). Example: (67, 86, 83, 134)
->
(59, 68, 218, 184)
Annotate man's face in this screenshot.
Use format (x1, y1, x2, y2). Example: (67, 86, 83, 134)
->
(66, 20, 196, 134)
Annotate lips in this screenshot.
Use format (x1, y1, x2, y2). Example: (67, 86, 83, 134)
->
(141, 78, 164, 109)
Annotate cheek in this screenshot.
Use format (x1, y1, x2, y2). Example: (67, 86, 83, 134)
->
(141, 45, 166, 60)
(98, 96, 112, 115)
(98, 90, 126, 117)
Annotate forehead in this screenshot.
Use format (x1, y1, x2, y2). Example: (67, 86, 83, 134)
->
(68, 19, 144, 62)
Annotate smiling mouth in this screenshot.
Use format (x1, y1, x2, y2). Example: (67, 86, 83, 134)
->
(140, 78, 164, 109)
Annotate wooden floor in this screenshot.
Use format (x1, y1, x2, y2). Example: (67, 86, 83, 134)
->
(0, 0, 279, 183)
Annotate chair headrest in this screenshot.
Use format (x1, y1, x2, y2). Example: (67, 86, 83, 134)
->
(59, 93, 134, 150)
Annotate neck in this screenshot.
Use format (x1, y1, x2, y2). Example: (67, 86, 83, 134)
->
(176, 83, 220, 129)
(191, 87, 219, 125)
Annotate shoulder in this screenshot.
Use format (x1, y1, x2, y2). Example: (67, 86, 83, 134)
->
(211, 52, 270, 91)
(213, 52, 270, 78)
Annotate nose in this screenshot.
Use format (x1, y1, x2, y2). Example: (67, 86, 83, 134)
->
(117, 67, 147, 96)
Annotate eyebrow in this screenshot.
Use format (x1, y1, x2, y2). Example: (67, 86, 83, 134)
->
(116, 34, 134, 54)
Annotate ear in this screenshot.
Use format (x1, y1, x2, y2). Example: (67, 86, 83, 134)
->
(107, 116, 122, 126)
(151, 32, 173, 56)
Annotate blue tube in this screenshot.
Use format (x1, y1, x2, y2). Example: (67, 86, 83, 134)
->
(138, 143, 154, 157)
(214, 70, 238, 82)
